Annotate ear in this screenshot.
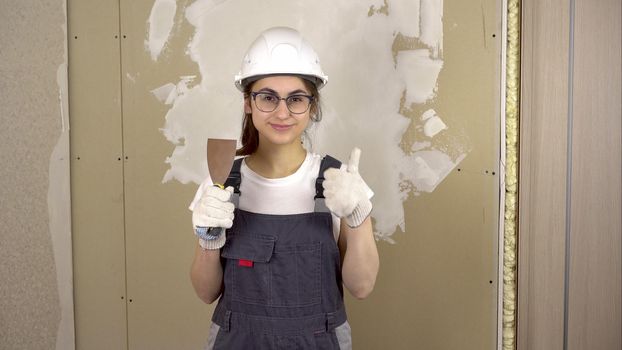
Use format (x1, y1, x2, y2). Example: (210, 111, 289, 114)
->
(244, 97, 252, 114)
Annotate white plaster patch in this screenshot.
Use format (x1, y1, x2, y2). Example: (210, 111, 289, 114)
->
(412, 150, 466, 192)
(402, 150, 466, 193)
(420, 0, 444, 57)
(421, 109, 436, 121)
(184, 0, 228, 27)
(146, 0, 177, 61)
(151, 83, 176, 104)
(411, 141, 431, 151)
(422, 109, 447, 137)
(126, 73, 137, 83)
(396, 49, 444, 106)
(367, 0, 387, 10)
(149, 0, 466, 240)
(388, 0, 421, 37)
(51, 4, 75, 346)
(151, 75, 196, 105)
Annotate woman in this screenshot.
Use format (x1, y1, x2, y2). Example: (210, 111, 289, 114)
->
(189, 26, 379, 349)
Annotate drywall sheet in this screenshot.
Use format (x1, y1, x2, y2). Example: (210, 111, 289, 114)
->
(0, 0, 73, 349)
(71, 0, 501, 348)
(68, 0, 129, 349)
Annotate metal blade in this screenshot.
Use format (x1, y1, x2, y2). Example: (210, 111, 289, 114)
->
(207, 138, 237, 186)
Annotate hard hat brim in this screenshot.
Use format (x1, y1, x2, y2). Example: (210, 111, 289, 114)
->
(234, 73, 327, 92)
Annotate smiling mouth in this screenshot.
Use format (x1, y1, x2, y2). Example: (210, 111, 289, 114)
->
(270, 124, 294, 131)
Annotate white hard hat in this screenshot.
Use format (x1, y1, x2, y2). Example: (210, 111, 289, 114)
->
(234, 26, 328, 91)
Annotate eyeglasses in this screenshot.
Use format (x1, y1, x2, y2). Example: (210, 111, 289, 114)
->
(250, 92, 314, 114)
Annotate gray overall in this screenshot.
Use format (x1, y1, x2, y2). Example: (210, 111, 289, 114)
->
(205, 156, 351, 350)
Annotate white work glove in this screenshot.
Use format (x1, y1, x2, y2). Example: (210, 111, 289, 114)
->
(322, 148, 373, 228)
(192, 185, 235, 250)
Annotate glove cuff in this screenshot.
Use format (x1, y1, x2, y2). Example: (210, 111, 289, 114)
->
(345, 198, 373, 228)
(197, 229, 226, 250)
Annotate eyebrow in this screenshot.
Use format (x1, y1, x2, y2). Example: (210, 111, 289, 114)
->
(256, 88, 310, 96)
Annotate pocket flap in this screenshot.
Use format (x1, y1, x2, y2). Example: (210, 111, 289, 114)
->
(221, 235, 276, 263)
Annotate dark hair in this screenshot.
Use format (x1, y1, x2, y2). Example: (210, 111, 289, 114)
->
(236, 76, 322, 156)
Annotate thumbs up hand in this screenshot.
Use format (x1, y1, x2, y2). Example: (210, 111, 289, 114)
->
(323, 148, 373, 228)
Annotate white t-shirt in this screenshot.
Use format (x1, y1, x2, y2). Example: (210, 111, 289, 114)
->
(190, 152, 344, 241)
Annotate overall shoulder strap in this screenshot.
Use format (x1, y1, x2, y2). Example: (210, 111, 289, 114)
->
(223, 158, 243, 207)
(314, 155, 341, 213)
(223, 158, 243, 193)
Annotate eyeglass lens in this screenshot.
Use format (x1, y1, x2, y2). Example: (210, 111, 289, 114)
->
(253, 93, 312, 114)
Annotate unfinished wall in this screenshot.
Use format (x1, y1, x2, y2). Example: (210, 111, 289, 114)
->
(0, 0, 73, 349)
(70, 0, 502, 349)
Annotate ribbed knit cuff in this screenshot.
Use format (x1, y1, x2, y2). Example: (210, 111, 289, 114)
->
(198, 230, 226, 250)
(345, 198, 373, 228)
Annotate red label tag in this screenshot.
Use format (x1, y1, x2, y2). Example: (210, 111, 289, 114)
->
(238, 259, 254, 267)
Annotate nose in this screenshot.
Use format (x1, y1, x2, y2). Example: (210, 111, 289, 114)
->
(274, 99, 290, 119)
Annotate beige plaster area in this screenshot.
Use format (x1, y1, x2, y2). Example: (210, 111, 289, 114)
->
(0, 0, 70, 349)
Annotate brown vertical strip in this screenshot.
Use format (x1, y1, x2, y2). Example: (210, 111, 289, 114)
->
(518, 0, 571, 349)
(567, 0, 622, 348)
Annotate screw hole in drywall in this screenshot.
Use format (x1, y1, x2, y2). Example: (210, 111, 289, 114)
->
(74, 36, 78, 39)
(123, 35, 127, 38)
(118, 157, 121, 161)
(489, 280, 493, 284)
(492, 34, 496, 38)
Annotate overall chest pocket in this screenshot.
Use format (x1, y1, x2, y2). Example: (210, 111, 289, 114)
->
(221, 235, 322, 307)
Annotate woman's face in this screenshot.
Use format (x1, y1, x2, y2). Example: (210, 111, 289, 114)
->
(245, 75, 312, 149)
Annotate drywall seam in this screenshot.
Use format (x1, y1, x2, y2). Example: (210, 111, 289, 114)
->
(502, 0, 519, 349)
(49, 1, 75, 348)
